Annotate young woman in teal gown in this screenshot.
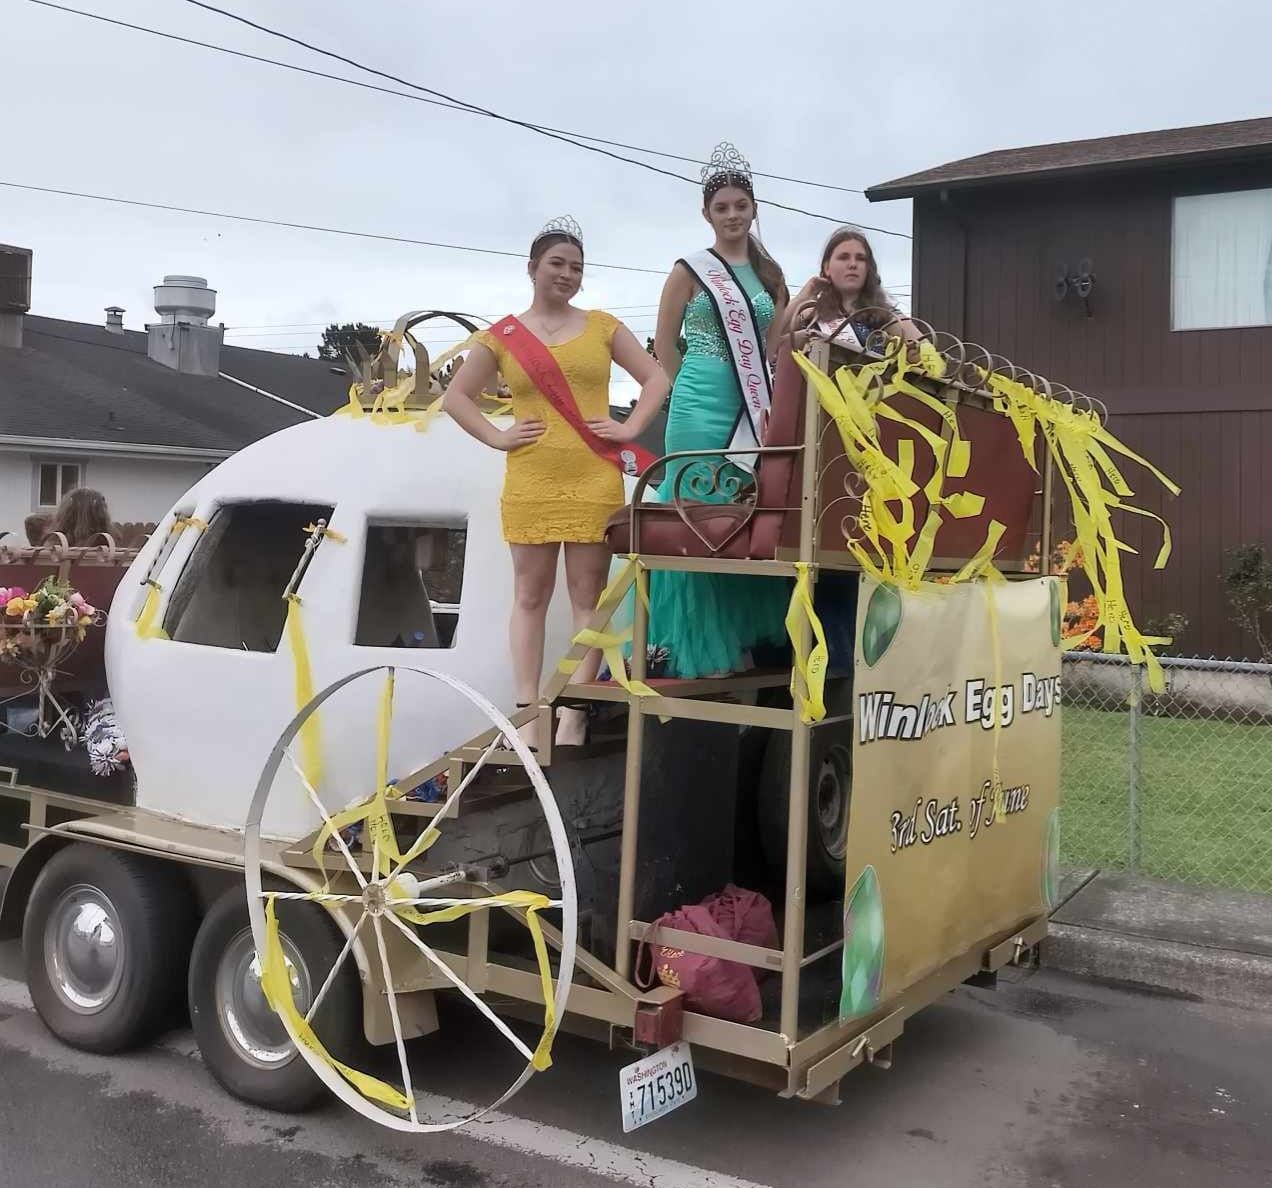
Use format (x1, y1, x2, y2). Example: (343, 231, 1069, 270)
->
(647, 144, 791, 678)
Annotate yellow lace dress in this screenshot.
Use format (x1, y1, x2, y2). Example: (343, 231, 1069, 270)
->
(477, 310, 624, 544)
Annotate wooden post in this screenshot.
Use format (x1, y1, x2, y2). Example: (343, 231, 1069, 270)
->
(614, 564, 649, 983)
(779, 342, 826, 1041)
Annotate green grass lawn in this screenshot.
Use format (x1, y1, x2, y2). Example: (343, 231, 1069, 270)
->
(1061, 706, 1272, 893)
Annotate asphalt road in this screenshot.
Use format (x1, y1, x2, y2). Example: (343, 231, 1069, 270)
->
(0, 926, 1269, 1188)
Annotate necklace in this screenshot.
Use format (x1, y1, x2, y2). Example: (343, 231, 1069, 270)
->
(531, 311, 572, 337)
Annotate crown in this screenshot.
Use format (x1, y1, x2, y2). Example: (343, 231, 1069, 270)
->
(532, 214, 584, 250)
(701, 142, 754, 197)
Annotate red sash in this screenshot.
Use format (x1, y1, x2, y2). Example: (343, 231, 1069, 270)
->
(491, 315, 657, 477)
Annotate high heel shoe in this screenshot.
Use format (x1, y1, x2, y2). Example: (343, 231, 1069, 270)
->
(553, 702, 594, 748)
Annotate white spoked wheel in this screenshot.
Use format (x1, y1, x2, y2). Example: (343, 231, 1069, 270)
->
(243, 665, 577, 1132)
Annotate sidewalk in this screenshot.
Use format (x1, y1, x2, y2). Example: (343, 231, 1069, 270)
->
(1043, 869, 1272, 1011)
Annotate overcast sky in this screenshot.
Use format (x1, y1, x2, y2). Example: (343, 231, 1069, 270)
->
(7, 0, 1272, 394)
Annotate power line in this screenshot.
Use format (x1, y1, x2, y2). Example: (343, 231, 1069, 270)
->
(29, 1, 875, 200)
(0, 180, 667, 274)
(149, 0, 908, 239)
(222, 305, 661, 330)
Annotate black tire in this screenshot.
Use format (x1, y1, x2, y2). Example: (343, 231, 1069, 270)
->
(757, 680, 853, 901)
(188, 887, 361, 1113)
(22, 843, 195, 1053)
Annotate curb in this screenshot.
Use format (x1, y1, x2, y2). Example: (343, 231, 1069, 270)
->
(1042, 921, 1272, 1013)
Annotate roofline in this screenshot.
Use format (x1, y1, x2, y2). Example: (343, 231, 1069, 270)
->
(0, 434, 232, 461)
(866, 140, 1272, 202)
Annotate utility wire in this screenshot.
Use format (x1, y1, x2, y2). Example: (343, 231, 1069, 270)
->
(25, 1, 912, 236)
(0, 180, 667, 274)
(175, 0, 908, 236)
(222, 304, 660, 329)
(28, 1, 873, 199)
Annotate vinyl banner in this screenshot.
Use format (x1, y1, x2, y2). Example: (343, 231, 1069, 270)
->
(841, 575, 1063, 1021)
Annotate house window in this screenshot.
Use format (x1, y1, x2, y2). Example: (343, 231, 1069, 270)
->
(355, 523, 467, 649)
(162, 501, 334, 651)
(1172, 187, 1272, 330)
(36, 461, 81, 508)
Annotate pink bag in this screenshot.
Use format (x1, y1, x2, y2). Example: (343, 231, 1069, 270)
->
(635, 885, 776, 1024)
(702, 884, 779, 952)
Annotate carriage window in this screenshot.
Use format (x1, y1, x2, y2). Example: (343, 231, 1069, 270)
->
(355, 523, 467, 649)
(162, 501, 334, 651)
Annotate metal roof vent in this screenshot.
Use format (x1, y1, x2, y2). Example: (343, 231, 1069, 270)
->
(148, 274, 222, 375)
(105, 305, 125, 333)
(154, 274, 216, 325)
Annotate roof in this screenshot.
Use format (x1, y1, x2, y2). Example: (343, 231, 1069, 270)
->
(0, 316, 354, 453)
(867, 116, 1272, 201)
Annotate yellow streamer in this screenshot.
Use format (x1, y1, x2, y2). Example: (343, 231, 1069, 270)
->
(134, 582, 166, 640)
(388, 889, 558, 1070)
(801, 344, 1179, 687)
(134, 513, 207, 638)
(785, 563, 828, 723)
(284, 594, 323, 789)
(259, 897, 413, 1110)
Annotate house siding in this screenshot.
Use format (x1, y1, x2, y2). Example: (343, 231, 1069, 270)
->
(0, 450, 209, 541)
(907, 161, 1272, 658)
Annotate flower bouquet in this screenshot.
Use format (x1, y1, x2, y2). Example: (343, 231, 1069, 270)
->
(0, 577, 102, 742)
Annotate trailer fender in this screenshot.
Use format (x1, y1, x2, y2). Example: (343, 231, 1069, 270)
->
(0, 833, 72, 941)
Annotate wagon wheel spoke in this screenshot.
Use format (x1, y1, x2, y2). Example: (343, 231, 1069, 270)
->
(385, 734, 502, 884)
(385, 911, 536, 1065)
(373, 670, 395, 880)
(285, 746, 368, 890)
(391, 896, 564, 911)
(305, 911, 367, 1024)
(371, 915, 419, 1125)
(258, 891, 363, 905)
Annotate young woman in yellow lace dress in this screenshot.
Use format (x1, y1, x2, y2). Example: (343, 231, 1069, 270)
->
(443, 219, 668, 745)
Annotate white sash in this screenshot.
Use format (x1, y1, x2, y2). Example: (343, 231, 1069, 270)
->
(680, 250, 772, 472)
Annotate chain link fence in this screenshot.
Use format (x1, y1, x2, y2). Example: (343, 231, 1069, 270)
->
(1061, 652, 1272, 893)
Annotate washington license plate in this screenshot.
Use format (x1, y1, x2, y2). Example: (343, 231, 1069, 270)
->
(619, 1042, 697, 1133)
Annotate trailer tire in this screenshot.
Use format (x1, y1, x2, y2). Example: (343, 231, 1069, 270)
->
(22, 843, 195, 1053)
(188, 888, 361, 1114)
(757, 681, 853, 901)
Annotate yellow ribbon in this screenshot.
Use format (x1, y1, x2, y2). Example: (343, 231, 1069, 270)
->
(785, 563, 828, 723)
(134, 582, 167, 640)
(134, 514, 207, 638)
(387, 888, 558, 1070)
(284, 593, 323, 789)
(259, 897, 413, 1110)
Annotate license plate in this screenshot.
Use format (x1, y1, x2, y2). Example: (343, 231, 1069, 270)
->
(619, 1042, 697, 1133)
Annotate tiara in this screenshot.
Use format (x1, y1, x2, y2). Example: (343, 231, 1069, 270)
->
(531, 214, 584, 249)
(701, 142, 754, 197)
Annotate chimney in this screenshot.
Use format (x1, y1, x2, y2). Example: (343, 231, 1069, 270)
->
(104, 306, 125, 333)
(146, 274, 223, 375)
(0, 244, 33, 350)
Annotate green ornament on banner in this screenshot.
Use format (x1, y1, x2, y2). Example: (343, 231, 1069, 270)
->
(840, 864, 885, 1019)
(861, 583, 902, 667)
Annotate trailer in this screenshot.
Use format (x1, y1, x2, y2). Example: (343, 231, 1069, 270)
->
(0, 314, 1167, 1132)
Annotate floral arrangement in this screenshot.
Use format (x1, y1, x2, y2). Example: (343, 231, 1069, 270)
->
(1023, 538, 1101, 650)
(0, 577, 98, 661)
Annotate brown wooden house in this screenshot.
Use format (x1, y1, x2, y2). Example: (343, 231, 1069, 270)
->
(869, 117, 1272, 659)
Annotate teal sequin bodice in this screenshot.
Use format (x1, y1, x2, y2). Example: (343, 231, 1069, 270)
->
(682, 263, 774, 360)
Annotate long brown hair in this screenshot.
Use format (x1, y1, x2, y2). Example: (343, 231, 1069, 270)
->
(812, 228, 893, 326)
(746, 233, 788, 309)
(52, 487, 111, 546)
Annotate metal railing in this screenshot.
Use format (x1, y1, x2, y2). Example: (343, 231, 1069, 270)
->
(1061, 652, 1272, 893)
